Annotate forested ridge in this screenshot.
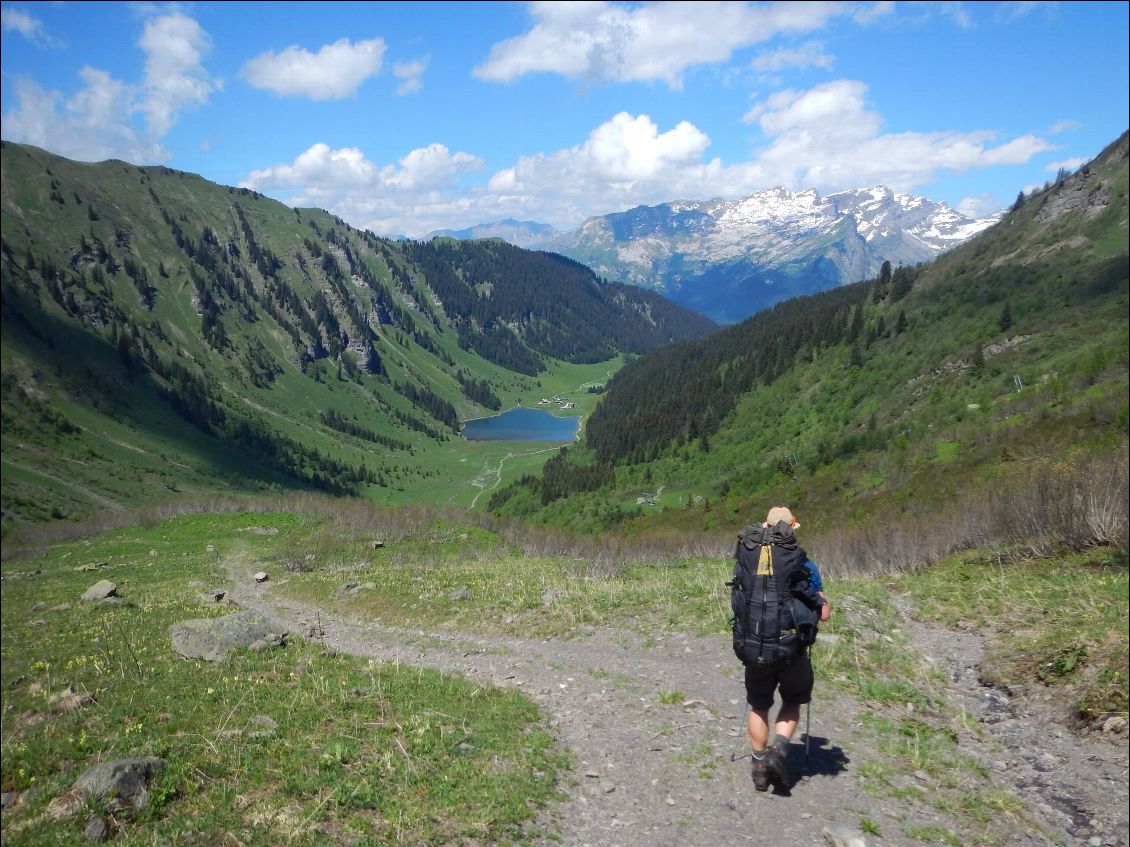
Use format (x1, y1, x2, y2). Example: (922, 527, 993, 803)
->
(0, 141, 714, 531)
(489, 132, 1130, 535)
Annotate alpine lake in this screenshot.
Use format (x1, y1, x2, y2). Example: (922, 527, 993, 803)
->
(461, 406, 581, 442)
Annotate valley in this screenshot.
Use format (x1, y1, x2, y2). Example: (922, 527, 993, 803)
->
(1, 123, 1126, 847)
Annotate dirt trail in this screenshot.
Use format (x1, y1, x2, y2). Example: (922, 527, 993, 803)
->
(226, 565, 1128, 847)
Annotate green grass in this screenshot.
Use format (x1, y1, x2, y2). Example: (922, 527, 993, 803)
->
(3, 505, 1126, 847)
(890, 549, 1130, 721)
(1, 512, 566, 846)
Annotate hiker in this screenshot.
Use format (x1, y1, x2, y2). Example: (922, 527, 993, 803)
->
(730, 506, 830, 791)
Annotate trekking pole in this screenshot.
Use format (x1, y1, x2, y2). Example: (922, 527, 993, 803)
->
(730, 701, 752, 762)
(805, 646, 813, 763)
(805, 700, 811, 763)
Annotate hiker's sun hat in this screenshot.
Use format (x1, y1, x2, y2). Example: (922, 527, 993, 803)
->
(765, 506, 800, 529)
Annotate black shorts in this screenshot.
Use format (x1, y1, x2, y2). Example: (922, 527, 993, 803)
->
(744, 653, 814, 711)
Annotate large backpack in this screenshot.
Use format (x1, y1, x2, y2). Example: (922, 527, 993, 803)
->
(728, 522, 822, 669)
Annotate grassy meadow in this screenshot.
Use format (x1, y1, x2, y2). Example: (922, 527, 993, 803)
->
(3, 502, 1125, 845)
(0, 510, 566, 846)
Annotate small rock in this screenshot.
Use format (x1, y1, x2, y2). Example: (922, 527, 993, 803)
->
(82, 815, 110, 842)
(49, 603, 72, 612)
(52, 692, 97, 713)
(253, 572, 269, 583)
(46, 790, 84, 820)
(665, 796, 675, 806)
(823, 824, 868, 847)
(449, 588, 471, 602)
(584, 770, 600, 778)
(249, 715, 278, 732)
(1, 791, 23, 810)
(1101, 715, 1127, 734)
(32, 602, 47, 612)
(81, 580, 117, 602)
(371, 540, 385, 549)
(913, 770, 930, 781)
(204, 589, 227, 603)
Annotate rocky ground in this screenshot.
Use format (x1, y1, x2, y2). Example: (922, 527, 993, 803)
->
(227, 567, 1129, 847)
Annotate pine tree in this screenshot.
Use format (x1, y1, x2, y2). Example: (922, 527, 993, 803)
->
(998, 301, 1013, 333)
(970, 345, 986, 375)
(871, 260, 892, 303)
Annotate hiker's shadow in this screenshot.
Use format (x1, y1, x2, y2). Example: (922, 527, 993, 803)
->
(775, 735, 849, 796)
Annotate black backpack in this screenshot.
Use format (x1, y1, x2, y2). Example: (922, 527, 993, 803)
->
(728, 522, 822, 669)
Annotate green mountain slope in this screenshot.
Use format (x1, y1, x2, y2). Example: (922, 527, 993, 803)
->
(488, 132, 1130, 544)
(0, 142, 715, 534)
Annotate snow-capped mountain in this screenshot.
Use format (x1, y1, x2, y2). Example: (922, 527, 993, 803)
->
(540, 186, 1000, 323)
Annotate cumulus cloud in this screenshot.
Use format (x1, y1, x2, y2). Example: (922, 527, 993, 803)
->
(741, 80, 1053, 193)
(1, 6, 64, 47)
(0, 11, 214, 163)
(240, 142, 484, 235)
(138, 13, 216, 136)
(1045, 157, 1087, 174)
(239, 79, 1053, 238)
(956, 193, 1005, 219)
(241, 37, 384, 99)
(393, 58, 428, 95)
(474, 1, 846, 87)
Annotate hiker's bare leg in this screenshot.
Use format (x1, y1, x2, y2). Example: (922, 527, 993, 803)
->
(748, 708, 770, 751)
(774, 702, 801, 742)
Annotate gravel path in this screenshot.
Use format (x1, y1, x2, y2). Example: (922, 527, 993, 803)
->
(226, 567, 1128, 847)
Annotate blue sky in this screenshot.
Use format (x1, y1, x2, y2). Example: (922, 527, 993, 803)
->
(2, 1, 1127, 238)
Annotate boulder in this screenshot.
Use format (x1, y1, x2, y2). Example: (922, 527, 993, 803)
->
(72, 756, 166, 813)
(170, 610, 285, 662)
(81, 580, 118, 602)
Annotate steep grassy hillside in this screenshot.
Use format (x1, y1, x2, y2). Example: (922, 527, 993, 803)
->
(488, 132, 1130, 555)
(0, 142, 715, 535)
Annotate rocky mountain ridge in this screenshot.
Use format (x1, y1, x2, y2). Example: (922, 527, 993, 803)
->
(428, 187, 998, 324)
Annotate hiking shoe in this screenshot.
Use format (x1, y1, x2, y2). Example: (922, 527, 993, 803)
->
(750, 756, 770, 792)
(766, 740, 790, 786)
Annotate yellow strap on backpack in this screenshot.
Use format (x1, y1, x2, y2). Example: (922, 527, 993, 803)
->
(756, 544, 773, 576)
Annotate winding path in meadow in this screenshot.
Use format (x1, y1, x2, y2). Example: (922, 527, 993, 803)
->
(225, 556, 1128, 847)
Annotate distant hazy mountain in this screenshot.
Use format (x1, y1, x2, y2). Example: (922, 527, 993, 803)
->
(541, 186, 999, 323)
(427, 219, 562, 249)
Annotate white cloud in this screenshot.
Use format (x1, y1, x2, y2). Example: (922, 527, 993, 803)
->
(1045, 157, 1087, 173)
(474, 1, 847, 87)
(240, 142, 484, 235)
(741, 80, 1053, 192)
(852, 1, 895, 24)
(956, 193, 1004, 219)
(393, 58, 428, 95)
(1049, 119, 1080, 134)
(138, 13, 215, 136)
(0, 11, 214, 164)
(751, 41, 833, 72)
(1, 6, 64, 47)
(1, 73, 166, 163)
(241, 37, 384, 99)
(486, 112, 725, 220)
(239, 80, 1054, 239)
